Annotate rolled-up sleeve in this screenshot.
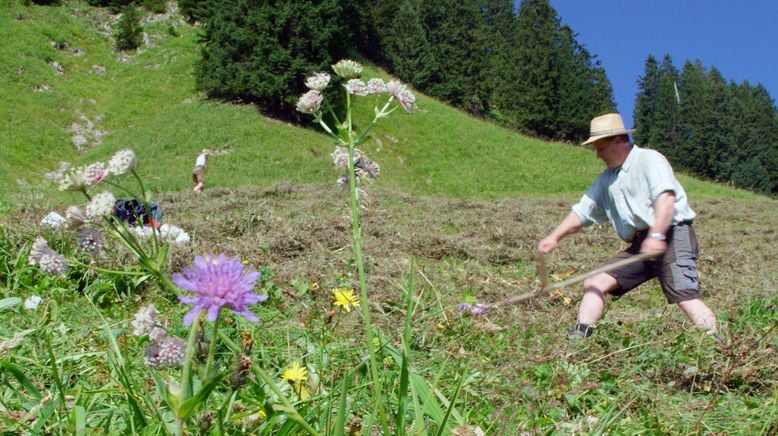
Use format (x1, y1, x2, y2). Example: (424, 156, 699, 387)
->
(572, 189, 607, 226)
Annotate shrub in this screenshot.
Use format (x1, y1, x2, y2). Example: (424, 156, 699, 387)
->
(114, 5, 143, 51)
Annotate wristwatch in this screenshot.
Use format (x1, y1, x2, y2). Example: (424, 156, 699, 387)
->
(648, 232, 666, 241)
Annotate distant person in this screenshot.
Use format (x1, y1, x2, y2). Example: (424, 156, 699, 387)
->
(538, 113, 718, 339)
(192, 149, 211, 192)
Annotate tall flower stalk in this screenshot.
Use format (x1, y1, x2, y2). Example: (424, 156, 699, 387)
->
(38, 149, 190, 294)
(296, 60, 416, 431)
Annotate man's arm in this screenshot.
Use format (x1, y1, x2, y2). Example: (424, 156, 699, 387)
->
(538, 211, 583, 253)
(642, 190, 675, 253)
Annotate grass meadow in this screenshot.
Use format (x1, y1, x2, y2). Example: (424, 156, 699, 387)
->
(1, 1, 776, 434)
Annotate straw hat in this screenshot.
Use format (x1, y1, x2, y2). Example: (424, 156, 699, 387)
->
(581, 113, 635, 145)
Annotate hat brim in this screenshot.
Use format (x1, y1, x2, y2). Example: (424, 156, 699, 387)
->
(581, 128, 636, 146)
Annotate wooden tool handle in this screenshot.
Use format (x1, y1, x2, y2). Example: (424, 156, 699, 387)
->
(491, 251, 659, 308)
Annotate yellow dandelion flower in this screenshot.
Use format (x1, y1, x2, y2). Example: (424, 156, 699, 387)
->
(332, 287, 360, 312)
(281, 361, 307, 383)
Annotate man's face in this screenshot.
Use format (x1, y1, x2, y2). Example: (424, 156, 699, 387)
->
(593, 137, 620, 168)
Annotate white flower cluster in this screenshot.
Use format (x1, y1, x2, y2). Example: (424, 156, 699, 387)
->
(130, 223, 190, 245)
(77, 227, 103, 255)
(345, 78, 389, 96)
(131, 304, 158, 336)
(40, 211, 65, 229)
(53, 148, 138, 192)
(145, 337, 186, 369)
(65, 206, 86, 229)
(331, 146, 362, 169)
(296, 90, 324, 114)
(331, 146, 380, 187)
(29, 237, 69, 276)
(58, 162, 107, 192)
(332, 59, 363, 79)
(304, 72, 330, 91)
(297, 60, 416, 118)
(386, 80, 417, 113)
(132, 304, 185, 368)
(107, 148, 136, 175)
(85, 191, 116, 221)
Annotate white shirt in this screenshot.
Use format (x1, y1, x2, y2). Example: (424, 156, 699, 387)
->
(195, 153, 207, 167)
(571, 145, 695, 242)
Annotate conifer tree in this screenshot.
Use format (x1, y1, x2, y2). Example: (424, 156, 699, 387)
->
(634, 55, 660, 146)
(644, 55, 683, 163)
(195, 0, 352, 120)
(476, 0, 516, 118)
(503, 0, 558, 137)
(421, 0, 487, 114)
(385, 0, 440, 90)
(554, 25, 615, 141)
(114, 5, 143, 51)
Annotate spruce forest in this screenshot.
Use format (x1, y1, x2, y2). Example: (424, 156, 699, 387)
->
(182, 0, 775, 194)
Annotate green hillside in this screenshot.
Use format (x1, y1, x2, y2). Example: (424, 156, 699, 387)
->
(0, 0, 764, 216)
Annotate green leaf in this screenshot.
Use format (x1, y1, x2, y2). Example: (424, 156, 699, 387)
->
(177, 373, 224, 419)
(151, 372, 180, 414)
(0, 297, 22, 311)
(333, 374, 349, 436)
(0, 358, 42, 399)
(73, 405, 86, 435)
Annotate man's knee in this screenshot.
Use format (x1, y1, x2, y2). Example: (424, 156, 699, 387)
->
(583, 273, 618, 295)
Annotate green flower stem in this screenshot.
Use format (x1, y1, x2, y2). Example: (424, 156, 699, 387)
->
(216, 330, 319, 435)
(102, 179, 140, 200)
(68, 258, 148, 276)
(130, 169, 162, 252)
(176, 314, 202, 435)
(317, 117, 343, 144)
(345, 111, 389, 433)
(104, 218, 152, 265)
(156, 271, 180, 295)
(204, 313, 221, 378)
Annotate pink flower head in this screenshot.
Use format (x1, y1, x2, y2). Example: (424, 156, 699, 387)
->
(172, 254, 267, 326)
(85, 162, 108, 185)
(345, 79, 369, 96)
(296, 90, 323, 114)
(386, 80, 417, 113)
(366, 78, 387, 94)
(330, 146, 362, 169)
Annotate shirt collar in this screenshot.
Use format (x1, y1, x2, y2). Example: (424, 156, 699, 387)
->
(618, 144, 639, 173)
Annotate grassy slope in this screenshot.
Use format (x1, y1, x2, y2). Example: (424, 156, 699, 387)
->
(0, 0, 766, 216)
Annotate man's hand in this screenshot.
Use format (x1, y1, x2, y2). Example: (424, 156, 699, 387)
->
(538, 212, 583, 254)
(640, 236, 667, 255)
(538, 236, 558, 254)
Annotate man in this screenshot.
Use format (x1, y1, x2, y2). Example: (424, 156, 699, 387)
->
(538, 113, 718, 338)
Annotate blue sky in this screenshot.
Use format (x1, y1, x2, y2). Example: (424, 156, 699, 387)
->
(522, 1, 778, 129)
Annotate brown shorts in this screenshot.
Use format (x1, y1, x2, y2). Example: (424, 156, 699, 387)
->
(192, 166, 205, 184)
(605, 222, 700, 304)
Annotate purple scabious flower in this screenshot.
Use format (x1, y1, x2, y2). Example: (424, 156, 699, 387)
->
(172, 254, 267, 326)
(457, 302, 488, 316)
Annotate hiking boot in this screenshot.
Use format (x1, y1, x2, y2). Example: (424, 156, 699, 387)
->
(568, 323, 594, 339)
